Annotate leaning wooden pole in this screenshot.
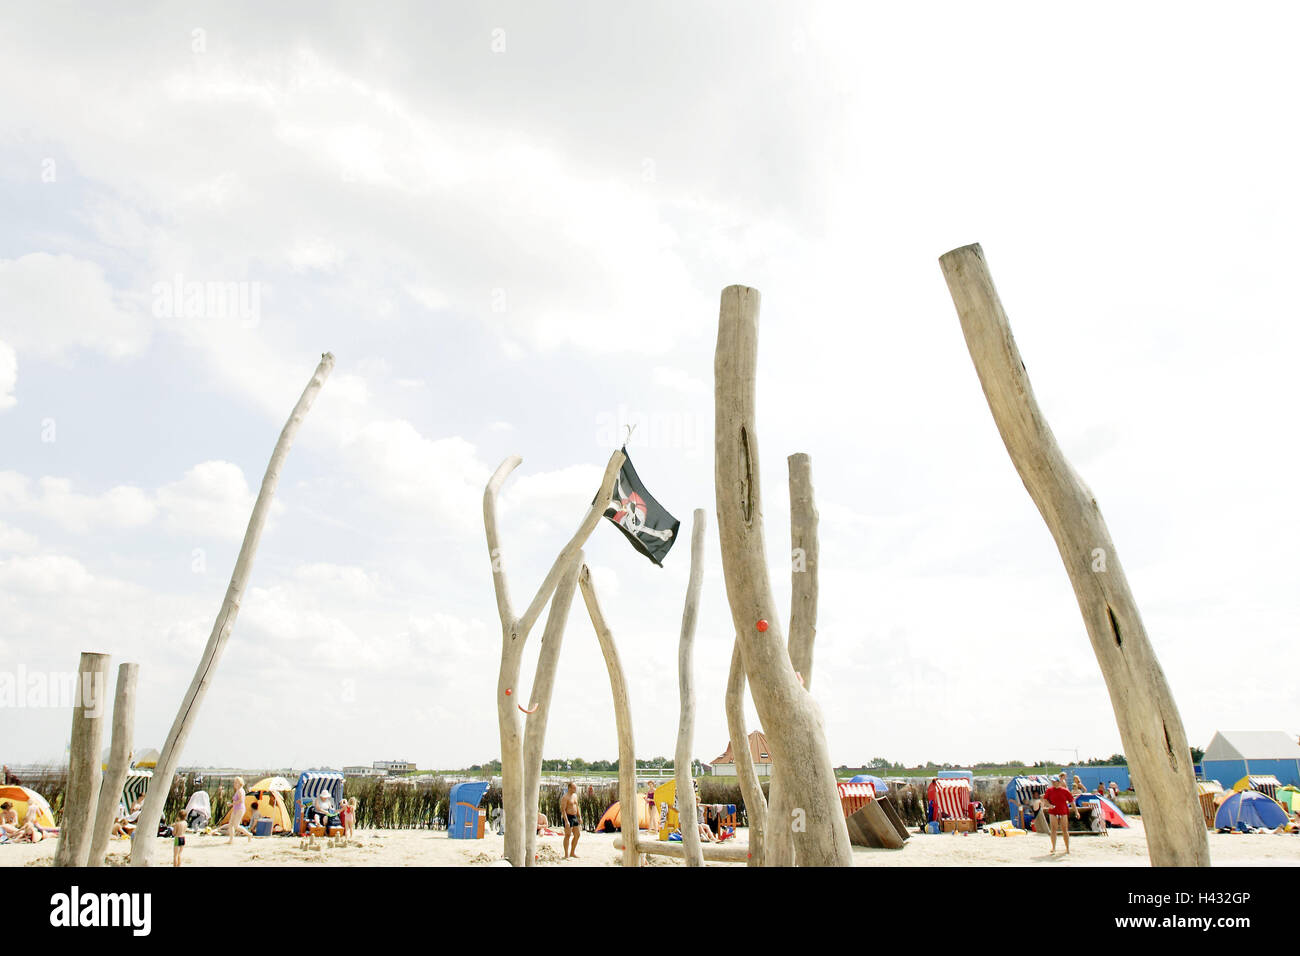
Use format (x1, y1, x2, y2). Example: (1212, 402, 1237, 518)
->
(522, 554, 583, 867)
(725, 641, 766, 866)
(578, 564, 640, 868)
(131, 352, 334, 865)
(484, 450, 625, 866)
(714, 285, 852, 866)
(674, 509, 707, 867)
(938, 243, 1209, 867)
(766, 451, 823, 866)
(53, 651, 110, 867)
(88, 662, 139, 866)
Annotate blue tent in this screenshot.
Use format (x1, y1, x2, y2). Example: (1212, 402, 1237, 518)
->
(449, 781, 490, 839)
(1074, 793, 1130, 827)
(849, 774, 889, 792)
(936, 770, 973, 782)
(1213, 790, 1288, 831)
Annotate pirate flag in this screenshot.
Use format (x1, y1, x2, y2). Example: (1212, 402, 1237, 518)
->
(599, 449, 680, 567)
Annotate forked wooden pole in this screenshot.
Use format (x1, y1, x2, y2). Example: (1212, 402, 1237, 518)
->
(674, 510, 707, 867)
(53, 651, 110, 867)
(938, 243, 1208, 867)
(485, 450, 625, 866)
(522, 553, 583, 867)
(88, 662, 139, 866)
(132, 353, 334, 865)
(578, 564, 640, 867)
(714, 285, 851, 866)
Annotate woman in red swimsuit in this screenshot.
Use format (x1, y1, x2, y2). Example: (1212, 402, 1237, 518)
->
(1043, 780, 1078, 854)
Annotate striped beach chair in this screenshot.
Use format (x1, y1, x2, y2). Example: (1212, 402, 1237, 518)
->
(836, 781, 876, 817)
(294, 770, 346, 836)
(927, 778, 972, 824)
(122, 770, 152, 810)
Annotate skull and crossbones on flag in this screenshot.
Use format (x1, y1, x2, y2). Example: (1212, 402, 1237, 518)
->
(600, 449, 680, 567)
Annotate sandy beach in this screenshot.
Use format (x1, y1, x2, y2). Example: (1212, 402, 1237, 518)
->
(6, 820, 1299, 867)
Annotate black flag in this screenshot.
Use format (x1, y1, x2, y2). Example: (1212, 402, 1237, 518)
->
(600, 449, 680, 567)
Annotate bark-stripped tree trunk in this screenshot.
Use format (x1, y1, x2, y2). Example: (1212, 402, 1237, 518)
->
(88, 662, 138, 866)
(484, 450, 625, 866)
(54, 651, 110, 867)
(131, 353, 334, 865)
(938, 243, 1209, 867)
(714, 285, 852, 867)
(578, 564, 640, 867)
(725, 641, 766, 866)
(674, 509, 707, 867)
(766, 451, 822, 866)
(522, 554, 583, 867)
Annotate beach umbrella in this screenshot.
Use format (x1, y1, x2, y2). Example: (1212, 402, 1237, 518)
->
(1274, 786, 1300, 814)
(248, 776, 294, 793)
(0, 785, 56, 828)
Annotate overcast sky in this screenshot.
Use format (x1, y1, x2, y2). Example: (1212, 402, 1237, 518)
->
(1, 2, 1296, 773)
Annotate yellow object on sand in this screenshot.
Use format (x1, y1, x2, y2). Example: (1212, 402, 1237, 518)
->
(0, 785, 56, 829)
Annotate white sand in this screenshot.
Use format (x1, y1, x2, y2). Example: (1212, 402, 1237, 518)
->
(6, 819, 1300, 867)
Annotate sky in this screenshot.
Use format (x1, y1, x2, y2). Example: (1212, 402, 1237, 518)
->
(1, 2, 1296, 773)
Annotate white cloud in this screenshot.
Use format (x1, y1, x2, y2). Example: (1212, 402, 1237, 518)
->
(0, 521, 38, 553)
(156, 460, 262, 540)
(0, 253, 150, 359)
(0, 472, 157, 534)
(0, 340, 15, 409)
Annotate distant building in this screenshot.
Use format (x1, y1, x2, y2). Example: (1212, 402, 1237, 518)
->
(373, 760, 416, 774)
(343, 766, 385, 777)
(710, 730, 773, 777)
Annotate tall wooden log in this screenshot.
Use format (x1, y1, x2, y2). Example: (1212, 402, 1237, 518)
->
(674, 509, 707, 867)
(938, 243, 1209, 867)
(522, 553, 583, 867)
(53, 651, 110, 867)
(714, 285, 852, 867)
(766, 452, 822, 867)
(578, 564, 640, 867)
(485, 450, 625, 866)
(725, 641, 766, 866)
(88, 662, 139, 866)
(131, 353, 334, 865)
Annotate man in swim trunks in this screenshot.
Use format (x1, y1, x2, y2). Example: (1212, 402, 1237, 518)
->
(561, 782, 581, 859)
(1043, 778, 1078, 854)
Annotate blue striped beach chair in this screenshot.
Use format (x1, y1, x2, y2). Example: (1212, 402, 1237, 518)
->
(294, 770, 345, 836)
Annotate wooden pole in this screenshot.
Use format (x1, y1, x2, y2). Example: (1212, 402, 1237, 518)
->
(522, 553, 583, 867)
(766, 452, 822, 866)
(578, 564, 640, 867)
(938, 243, 1209, 867)
(725, 641, 766, 866)
(484, 450, 625, 865)
(131, 353, 334, 865)
(88, 662, 139, 866)
(713, 285, 852, 866)
(674, 510, 707, 866)
(53, 651, 111, 867)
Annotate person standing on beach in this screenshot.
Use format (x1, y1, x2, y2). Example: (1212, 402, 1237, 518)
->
(172, 820, 187, 866)
(1043, 778, 1077, 854)
(228, 777, 252, 844)
(561, 782, 581, 859)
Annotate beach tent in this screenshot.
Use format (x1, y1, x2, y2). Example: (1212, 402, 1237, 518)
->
(1073, 793, 1130, 828)
(1275, 786, 1300, 814)
(0, 785, 55, 829)
(218, 785, 293, 833)
(1231, 774, 1282, 800)
(1214, 790, 1288, 831)
(595, 796, 659, 832)
(849, 774, 889, 792)
(133, 748, 161, 769)
(294, 770, 345, 834)
(1006, 775, 1057, 829)
(1202, 731, 1300, 789)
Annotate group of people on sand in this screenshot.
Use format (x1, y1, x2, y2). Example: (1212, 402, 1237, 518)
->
(0, 801, 53, 843)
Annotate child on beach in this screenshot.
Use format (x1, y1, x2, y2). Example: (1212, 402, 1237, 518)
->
(172, 820, 187, 867)
(341, 797, 355, 838)
(247, 800, 261, 836)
